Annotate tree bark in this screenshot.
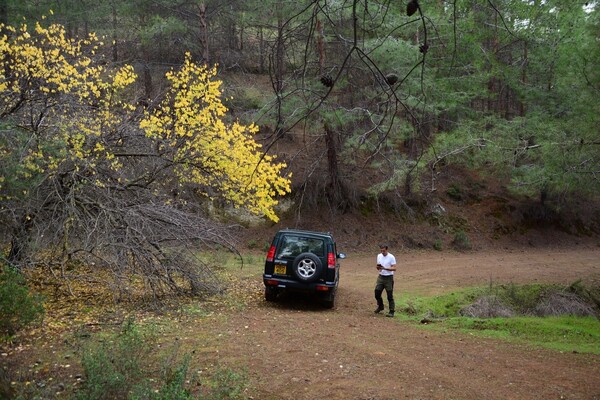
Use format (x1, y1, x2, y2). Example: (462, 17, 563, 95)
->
(273, 6, 286, 137)
(259, 27, 264, 73)
(7, 214, 34, 271)
(112, 3, 118, 62)
(316, 18, 325, 75)
(325, 123, 349, 210)
(198, 3, 209, 64)
(520, 41, 528, 117)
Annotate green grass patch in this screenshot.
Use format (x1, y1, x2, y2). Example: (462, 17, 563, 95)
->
(198, 250, 264, 279)
(397, 283, 600, 355)
(401, 287, 485, 317)
(444, 315, 600, 354)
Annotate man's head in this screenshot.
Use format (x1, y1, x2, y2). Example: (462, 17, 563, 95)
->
(379, 245, 388, 255)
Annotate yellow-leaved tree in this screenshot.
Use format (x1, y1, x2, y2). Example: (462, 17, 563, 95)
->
(140, 54, 291, 222)
(0, 20, 135, 184)
(0, 19, 290, 296)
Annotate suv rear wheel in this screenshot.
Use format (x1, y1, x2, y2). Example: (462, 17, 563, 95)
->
(265, 286, 278, 302)
(292, 252, 323, 283)
(322, 293, 335, 309)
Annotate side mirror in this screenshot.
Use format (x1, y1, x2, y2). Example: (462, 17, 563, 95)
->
(338, 253, 346, 259)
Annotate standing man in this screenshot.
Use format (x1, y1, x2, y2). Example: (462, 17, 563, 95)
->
(374, 245, 397, 317)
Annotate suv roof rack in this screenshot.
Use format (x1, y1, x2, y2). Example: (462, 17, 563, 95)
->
(281, 228, 332, 236)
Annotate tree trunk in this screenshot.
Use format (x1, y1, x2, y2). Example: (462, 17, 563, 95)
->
(239, 16, 244, 51)
(112, 3, 118, 62)
(226, 10, 237, 50)
(324, 123, 349, 210)
(316, 18, 325, 75)
(273, 7, 285, 137)
(275, 13, 285, 92)
(259, 27, 264, 73)
(199, 3, 209, 64)
(479, 3, 500, 114)
(143, 62, 153, 100)
(520, 41, 528, 116)
(404, 172, 414, 196)
(7, 214, 34, 271)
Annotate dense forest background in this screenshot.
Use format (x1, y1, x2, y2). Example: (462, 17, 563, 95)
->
(1, 0, 599, 295)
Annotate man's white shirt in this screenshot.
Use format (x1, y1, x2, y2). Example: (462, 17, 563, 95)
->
(377, 253, 396, 276)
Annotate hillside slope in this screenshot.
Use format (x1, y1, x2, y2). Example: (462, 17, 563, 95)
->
(223, 73, 600, 252)
(238, 160, 600, 253)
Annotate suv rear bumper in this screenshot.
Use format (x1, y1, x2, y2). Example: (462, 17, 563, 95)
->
(263, 275, 337, 292)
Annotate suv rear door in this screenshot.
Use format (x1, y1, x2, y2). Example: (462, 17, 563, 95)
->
(270, 232, 327, 281)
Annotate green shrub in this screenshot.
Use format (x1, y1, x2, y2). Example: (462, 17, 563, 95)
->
(155, 355, 192, 400)
(446, 183, 463, 201)
(0, 266, 44, 337)
(205, 367, 249, 400)
(76, 319, 249, 399)
(433, 239, 443, 251)
(496, 283, 551, 314)
(76, 318, 152, 400)
(568, 279, 600, 310)
(452, 230, 472, 250)
(130, 354, 193, 400)
(76, 318, 195, 400)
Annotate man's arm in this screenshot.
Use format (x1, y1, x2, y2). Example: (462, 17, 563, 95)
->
(381, 264, 396, 272)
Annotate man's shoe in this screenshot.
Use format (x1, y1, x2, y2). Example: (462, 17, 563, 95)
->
(374, 307, 384, 314)
(386, 312, 395, 318)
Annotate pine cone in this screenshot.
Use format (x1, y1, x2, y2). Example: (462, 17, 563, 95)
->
(320, 74, 334, 88)
(407, 0, 419, 17)
(385, 73, 398, 85)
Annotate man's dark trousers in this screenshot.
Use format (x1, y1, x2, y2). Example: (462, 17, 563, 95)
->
(375, 275, 394, 312)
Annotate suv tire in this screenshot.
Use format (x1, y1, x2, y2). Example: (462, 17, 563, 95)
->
(292, 252, 323, 283)
(265, 286, 278, 302)
(323, 293, 335, 309)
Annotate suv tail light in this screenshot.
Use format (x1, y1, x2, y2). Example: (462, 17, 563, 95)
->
(327, 252, 335, 269)
(266, 245, 276, 262)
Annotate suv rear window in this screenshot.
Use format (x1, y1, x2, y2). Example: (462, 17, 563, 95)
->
(276, 235, 325, 258)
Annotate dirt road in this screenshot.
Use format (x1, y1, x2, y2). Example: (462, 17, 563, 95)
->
(215, 247, 600, 399)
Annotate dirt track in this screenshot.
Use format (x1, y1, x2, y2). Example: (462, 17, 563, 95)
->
(215, 247, 600, 399)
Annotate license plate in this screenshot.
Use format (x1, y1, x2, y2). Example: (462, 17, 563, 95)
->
(274, 264, 286, 275)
